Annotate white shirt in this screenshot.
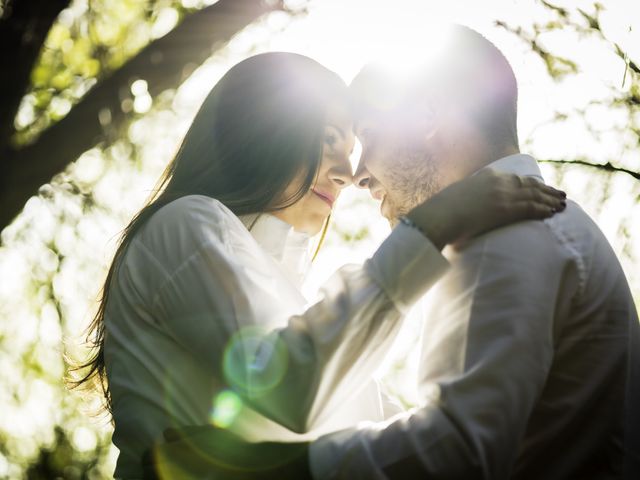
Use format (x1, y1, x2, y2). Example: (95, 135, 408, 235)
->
(310, 154, 640, 479)
(104, 195, 449, 478)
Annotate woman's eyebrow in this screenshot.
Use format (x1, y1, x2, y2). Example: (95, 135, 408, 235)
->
(328, 124, 346, 140)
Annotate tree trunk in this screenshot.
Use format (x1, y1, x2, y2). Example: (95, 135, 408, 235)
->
(0, 0, 71, 153)
(0, 0, 284, 232)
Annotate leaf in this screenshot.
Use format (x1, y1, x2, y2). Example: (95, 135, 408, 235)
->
(539, 0, 569, 18)
(31, 65, 54, 88)
(50, 70, 74, 91)
(577, 7, 600, 30)
(545, 55, 579, 79)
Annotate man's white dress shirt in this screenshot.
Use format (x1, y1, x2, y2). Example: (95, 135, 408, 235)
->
(310, 154, 640, 479)
(104, 195, 448, 478)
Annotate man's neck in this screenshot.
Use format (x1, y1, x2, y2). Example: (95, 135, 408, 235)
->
(475, 143, 520, 169)
(446, 143, 520, 183)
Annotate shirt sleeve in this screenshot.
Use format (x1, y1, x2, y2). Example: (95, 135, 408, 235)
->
(150, 203, 449, 435)
(309, 220, 570, 479)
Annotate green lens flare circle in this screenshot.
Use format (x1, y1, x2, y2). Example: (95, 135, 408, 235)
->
(222, 326, 289, 397)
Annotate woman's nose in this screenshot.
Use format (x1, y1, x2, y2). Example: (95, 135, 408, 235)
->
(329, 163, 353, 189)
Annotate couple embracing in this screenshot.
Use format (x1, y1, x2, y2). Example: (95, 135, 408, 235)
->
(77, 25, 639, 479)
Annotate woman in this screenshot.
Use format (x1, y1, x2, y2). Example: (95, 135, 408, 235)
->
(74, 52, 565, 478)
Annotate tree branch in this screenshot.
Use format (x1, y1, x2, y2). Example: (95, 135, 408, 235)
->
(0, 0, 285, 232)
(539, 158, 640, 181)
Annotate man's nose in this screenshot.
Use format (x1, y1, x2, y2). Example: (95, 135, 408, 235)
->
(353, 161, 371, 189)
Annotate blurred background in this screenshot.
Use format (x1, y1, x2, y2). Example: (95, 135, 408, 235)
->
(0, 0, 638, 476)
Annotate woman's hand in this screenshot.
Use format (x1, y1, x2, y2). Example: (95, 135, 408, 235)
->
(406, 169, 566, 250)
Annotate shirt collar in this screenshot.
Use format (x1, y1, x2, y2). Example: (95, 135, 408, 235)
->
(238, 213, 311, 286)
(483, 153, 545, 182)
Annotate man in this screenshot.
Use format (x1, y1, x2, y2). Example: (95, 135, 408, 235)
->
(306, 25, 640, 479)
(147, 25, 639, 479)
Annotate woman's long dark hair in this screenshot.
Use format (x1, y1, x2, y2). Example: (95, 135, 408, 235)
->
(71, 52, 349, 415)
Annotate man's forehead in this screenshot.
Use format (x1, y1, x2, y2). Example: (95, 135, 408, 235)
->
(350, 66, 404, 118)
(354, 111, 384, 133)
(354, 100, 419, 139)
(350, 66, 431, 135)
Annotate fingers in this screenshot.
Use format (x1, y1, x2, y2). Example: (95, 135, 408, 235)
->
(527, 189, 566, 212)
(504, 174, 566, 220)
(508, 175, 566, 210)
(517, 192, 565, 216)
(515, 175, 566, 199)
(510, 200, 559, 221)
(540, 183, 566, 199)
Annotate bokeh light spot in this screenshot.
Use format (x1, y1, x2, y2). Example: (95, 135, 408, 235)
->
(209, 390, 243, 428)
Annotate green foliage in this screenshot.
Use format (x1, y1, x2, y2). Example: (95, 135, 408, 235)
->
(24, 427, 112, 479)
(495, 0, 640, 294)
(542, 53, 578, 78)
(15, 0, 201, 147)
(336, 225, 370, 243)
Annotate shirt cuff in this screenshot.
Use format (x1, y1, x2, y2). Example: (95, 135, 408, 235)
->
(365, 222, 450, 314)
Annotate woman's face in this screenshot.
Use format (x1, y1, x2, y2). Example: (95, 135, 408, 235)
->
(273, 101, 355, 235)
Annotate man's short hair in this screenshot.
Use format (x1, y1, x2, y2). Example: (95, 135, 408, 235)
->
(351, 25, 519, 149)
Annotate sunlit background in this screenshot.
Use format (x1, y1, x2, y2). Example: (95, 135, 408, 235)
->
(0, 0, 638, 476)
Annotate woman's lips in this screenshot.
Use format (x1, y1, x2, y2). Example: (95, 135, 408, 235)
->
(312, 188, 335, 208)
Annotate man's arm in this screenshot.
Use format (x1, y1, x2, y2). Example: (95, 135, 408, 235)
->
(310, 220, 572, 479)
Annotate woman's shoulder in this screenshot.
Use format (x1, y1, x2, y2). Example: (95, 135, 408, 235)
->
(156, 194, 233, 222)
(137, 195, 243, 255)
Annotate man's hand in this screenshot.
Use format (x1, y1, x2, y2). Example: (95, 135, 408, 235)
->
(142, 425, 312, 480)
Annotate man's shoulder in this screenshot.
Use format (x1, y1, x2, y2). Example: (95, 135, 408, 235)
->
(445, 198, 614, 287)
(447, 216, 559, 264)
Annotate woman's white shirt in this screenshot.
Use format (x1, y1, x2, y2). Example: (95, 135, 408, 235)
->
(104, 195, 448, 478)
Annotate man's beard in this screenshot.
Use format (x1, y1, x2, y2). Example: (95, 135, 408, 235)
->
(385, 143, 443, 220)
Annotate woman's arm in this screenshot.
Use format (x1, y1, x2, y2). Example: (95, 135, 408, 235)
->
(151, 203, 447, 434)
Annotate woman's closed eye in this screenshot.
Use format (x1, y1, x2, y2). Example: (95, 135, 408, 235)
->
(324, 132, 338, 148)
(323, 123, 354, 166)
(324, 125, 341, 149)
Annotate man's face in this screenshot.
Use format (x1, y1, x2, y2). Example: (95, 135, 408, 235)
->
(353, 110, 445, 224)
